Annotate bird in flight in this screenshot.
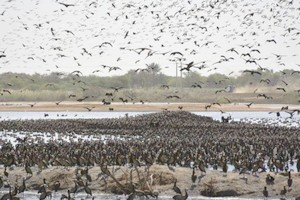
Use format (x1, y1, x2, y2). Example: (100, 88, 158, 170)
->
(58, 2, 75, 7)
(276, 87, 286, 92)
(243, 70, 262, 75)
(83, 106, 95, 111)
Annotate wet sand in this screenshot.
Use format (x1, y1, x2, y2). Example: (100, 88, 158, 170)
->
(0, 101, 297, 112)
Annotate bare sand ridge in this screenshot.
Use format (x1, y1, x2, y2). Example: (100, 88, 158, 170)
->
(0, 101, 297, 112)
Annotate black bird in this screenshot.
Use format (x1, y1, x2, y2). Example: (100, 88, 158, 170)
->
(265, 174, 274, 185)
(215, 89, 226, 94)
(28, 103, 36, 107)
(243, 70, 261, 75)
(65, 30, 74, 35)
(226, 48, 239, 54)
(160, 84, 169, 89)
(266, 39, 277, 44)
(297, 159, 300, 172)
(280, 186, 287, 197)
(77, 96, 89, 102)
(246, 102, 253, 108)
(191, 83, 202, 88)
(93, 42, 113, 48)
(281, 80, 288, 86)
(110, 86, 123, 92)
(260, 79, 271, 84)
(58, 2, 75, 7)
(84, 182, 92, 197)
(166, 95, 180, 99)
(173, 189, 188, 200)
(191, 168, 197, 183)
(250, 49, 261, 53)
(83, 106, 95, 112)
(291, 70, 300, 75)
(68, 94, 76, 98)
(2, 89, 11, 94)
(170, 52, 183, 56)
(287, 171, 293, 187)
(263, 186, 268, 199)
(173, 179, 181, 194)
(55, 101, 63, 105)
(276, 87, 286, 92)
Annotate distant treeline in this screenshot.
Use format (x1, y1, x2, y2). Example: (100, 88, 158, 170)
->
(0, 67, 300, 104)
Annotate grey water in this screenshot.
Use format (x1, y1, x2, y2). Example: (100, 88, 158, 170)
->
(0, 111, 299, 125)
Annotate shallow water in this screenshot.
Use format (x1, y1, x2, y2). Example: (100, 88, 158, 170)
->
(0, 111, 299, 127)
(0, 191, 278, 200)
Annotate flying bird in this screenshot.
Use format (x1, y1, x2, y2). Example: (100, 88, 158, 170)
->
(276, 87, 286, 92)
(243, 70, 262, 75)
(170, 52, 183, 56)
(83, 106, 95, 111)
(246, 102, 253, 108)
(266, 39, 277, 44)
(58, 2, 75, 7)
(166, 95, 181, 99)
(2, 89, 11, 94)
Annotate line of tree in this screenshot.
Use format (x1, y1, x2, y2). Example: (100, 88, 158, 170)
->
(0, 63, 299, 103)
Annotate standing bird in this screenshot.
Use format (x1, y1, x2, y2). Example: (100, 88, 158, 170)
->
(263, 186, 268, 199)
(280, 186, 287, 197)
(173, 189, 188, 200)
(265, 174, 275, 185)
(84, 182, 92, 197)
(18, 178, 26, 195)
(173, 179, 181, 194)
(191, 167, 197, 183)
(287, 171, 293, 187)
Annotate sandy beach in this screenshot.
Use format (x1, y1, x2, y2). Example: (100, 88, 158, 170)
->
(0, 101, 298, 112)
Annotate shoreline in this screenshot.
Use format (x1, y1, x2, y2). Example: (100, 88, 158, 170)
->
(0, 101, 298, 112)
(1, 165, 299, 199)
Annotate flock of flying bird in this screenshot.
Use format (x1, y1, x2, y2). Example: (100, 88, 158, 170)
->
(0, 0, 299, 111)
(0, 0, 300, 199)
(0, 0, 299, 77)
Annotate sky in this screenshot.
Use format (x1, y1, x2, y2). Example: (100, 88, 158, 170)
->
(0, 0, 299, 77)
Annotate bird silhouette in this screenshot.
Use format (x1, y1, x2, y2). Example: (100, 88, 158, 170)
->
(173, 179, 181, 194)
(263, 186, 268, 199)
(83, 106, 95, 111)
(276, 87, 286, 92)
(58, 2, 75, 7)
(246, 102, 253, 108)
(243, 70, 261, 75)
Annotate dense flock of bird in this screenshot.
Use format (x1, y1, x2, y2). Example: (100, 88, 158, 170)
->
(0, 0, 299, 76)
(0, 0, 300, 199)
(0, 111, 300, 199)
(0, 0, 299, 110)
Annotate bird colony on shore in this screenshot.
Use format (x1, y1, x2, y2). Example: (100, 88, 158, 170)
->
(0, 111, 300, 199)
